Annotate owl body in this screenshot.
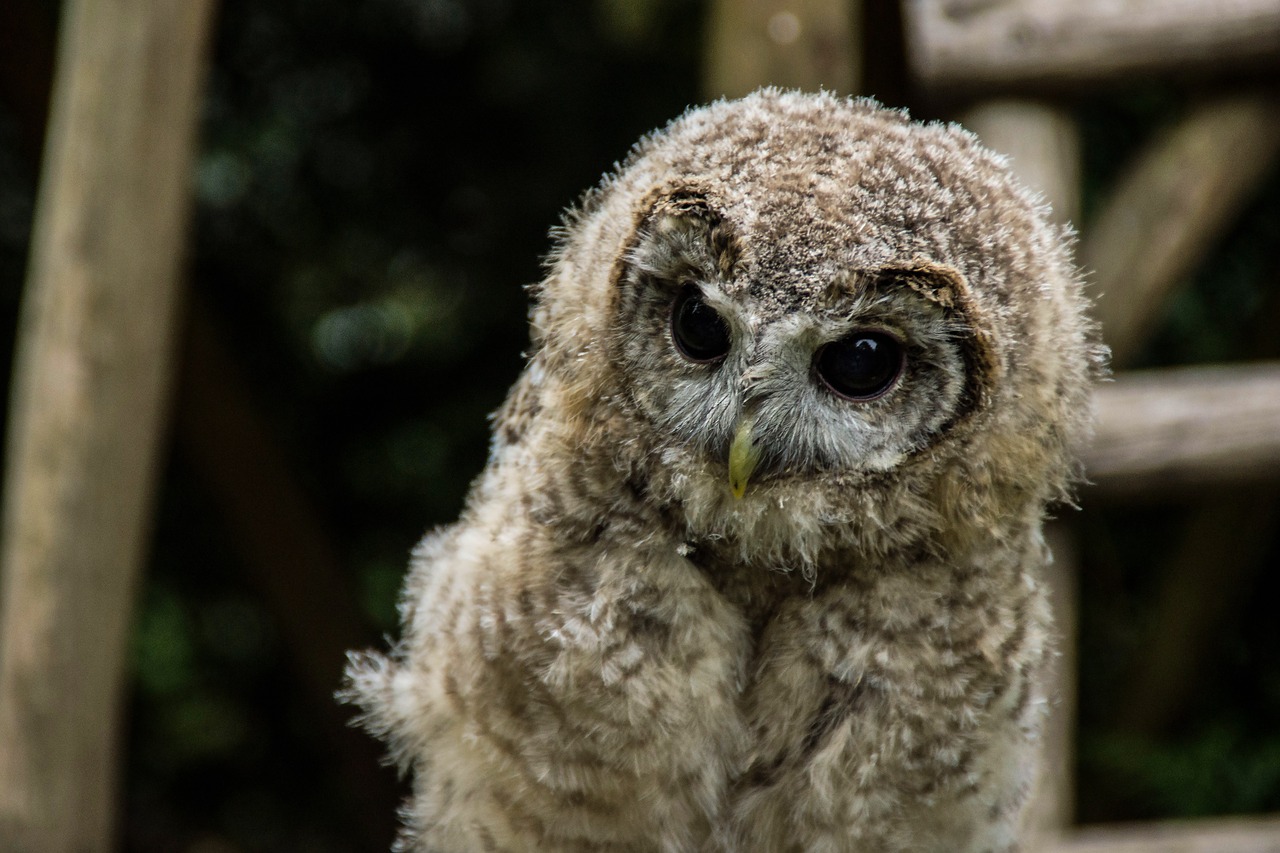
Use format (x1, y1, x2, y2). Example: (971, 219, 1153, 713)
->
(345, 91, 1102, 852)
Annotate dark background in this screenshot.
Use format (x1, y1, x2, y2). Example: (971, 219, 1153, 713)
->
(0, 1, 1277, 850)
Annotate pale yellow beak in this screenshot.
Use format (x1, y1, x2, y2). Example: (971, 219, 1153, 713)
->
(728, 416, 762, 499)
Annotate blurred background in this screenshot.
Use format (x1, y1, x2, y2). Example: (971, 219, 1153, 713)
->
(0, 1, 1277, 851)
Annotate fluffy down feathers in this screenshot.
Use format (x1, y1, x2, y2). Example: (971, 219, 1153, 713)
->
(344, 89, 1105, 852)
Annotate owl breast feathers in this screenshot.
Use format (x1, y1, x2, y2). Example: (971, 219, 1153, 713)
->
(343, 89, 1105, 853)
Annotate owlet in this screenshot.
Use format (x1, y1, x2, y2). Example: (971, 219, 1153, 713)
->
(344, 89, 1104, 852)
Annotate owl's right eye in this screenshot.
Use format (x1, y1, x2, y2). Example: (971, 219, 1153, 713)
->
(814, 331, 904, 401)
(671, 285, 731, 363)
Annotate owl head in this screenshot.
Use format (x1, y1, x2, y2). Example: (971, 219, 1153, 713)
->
(516, 90, 1103, 570)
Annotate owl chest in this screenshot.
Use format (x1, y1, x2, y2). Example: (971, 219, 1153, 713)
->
(712, 583, 1037, 851)
(534, 557, 1026, 796)
(742, 601, 1014, 771)
(459, 530, 1041, 851)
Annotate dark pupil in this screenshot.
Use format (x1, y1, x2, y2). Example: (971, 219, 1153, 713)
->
(816, 333, 903, 400)
(671, 285, 731, 362)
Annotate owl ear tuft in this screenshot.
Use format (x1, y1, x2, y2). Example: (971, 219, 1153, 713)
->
(879, 259, 989, 329)
(651, 189, 717, 221)
(883, 259, 966, 310)
(625, 188, 743, 284)
(879, 259, 1002, 427)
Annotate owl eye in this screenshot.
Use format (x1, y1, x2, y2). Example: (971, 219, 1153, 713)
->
(815, 332, 904, 400)
(671, 285, 731, 363)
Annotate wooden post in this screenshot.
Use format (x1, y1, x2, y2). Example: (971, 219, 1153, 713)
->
(177, 302, 402, 846)
(1106, 289, 1280, 740)
(0, 0, 215, 849)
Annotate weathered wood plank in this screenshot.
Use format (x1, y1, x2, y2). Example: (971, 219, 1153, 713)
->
(1086, 362, 1280, 495)
(906, 0, 1280, 90)
(0, 0, 215, 849)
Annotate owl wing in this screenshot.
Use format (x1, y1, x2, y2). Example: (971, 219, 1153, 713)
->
(344, 495, 752, 851)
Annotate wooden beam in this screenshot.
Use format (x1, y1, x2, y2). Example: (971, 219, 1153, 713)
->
(1045, 815, 1280, 853)
(1085, 362, 1280, 496)
(0, 0, 215, 849)
(905, 0, 1280, 91)
(704, 0, 861, 100)
(1081, 94, 1280, 366)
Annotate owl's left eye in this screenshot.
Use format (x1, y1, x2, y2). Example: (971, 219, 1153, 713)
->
(671, 285, 731, 363)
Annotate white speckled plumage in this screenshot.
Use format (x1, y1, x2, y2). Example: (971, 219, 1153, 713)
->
(343, 89, 1106, 852)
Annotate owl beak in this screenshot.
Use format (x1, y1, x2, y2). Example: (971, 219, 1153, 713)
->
(728, 416, 762, 499)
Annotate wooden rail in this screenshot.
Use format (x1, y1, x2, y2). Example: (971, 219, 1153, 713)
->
(905, 0, 1280, 90)
(1086, 362, 1280, 496)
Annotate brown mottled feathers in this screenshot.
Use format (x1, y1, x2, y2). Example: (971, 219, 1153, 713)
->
(343, 89, 1105, 852)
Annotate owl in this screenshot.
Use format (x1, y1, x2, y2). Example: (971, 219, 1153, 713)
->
(343, 89, 1103, 852)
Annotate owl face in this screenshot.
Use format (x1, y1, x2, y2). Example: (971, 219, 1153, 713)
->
(608, 196, 992, 501)
(529, 91, 1096, 564)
